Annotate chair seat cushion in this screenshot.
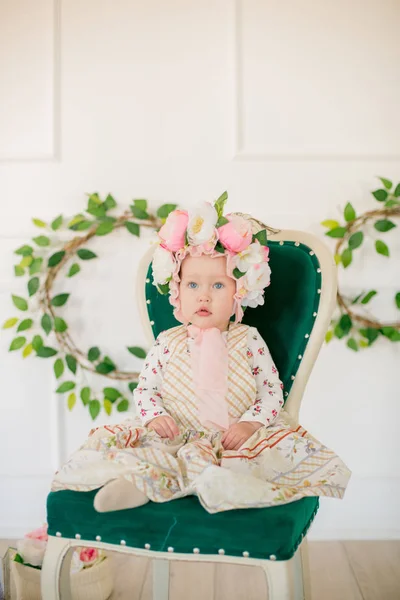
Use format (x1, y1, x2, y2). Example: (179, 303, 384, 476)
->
(47, 491, 318, 561)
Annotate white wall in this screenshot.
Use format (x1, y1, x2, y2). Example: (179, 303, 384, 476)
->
(0, 0, 399, 539)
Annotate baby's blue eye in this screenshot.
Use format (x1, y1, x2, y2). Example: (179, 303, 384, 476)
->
(188, 282, 198, 289)
(214, 282, 224, 289)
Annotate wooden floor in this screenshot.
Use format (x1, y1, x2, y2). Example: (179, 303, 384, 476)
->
(2, 541, 400, 599)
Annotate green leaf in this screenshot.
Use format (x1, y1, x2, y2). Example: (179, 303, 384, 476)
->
(67, 263, 80, 277)
(32, 335, 43, 351)
(28, 277, 39, 297)
(54, 317, 68, 333)
(96, 361, 116, 375)
(347, 338, 358, 351)
(348, 231, 364, 250)
(12, 295, 28, 311)
(14, 553, 24, 564)
(341, 248, 352, 268)
(359, 339, 369, 348)
(374, 219, 396, 233)
(361, 290, 377, 304)
(20, 255, 33, 268)
(127, 346, 146, 359)
(253, 230, 268, 246)
(51, 215, 63, 231)
(103, 387, 122, 402)
(384, 199, 400, 208)
(103, 194, 117, 210)
(378, 177, 392, 190)
(214, 191, 228, 218)
(128, 382, 138, 393)
(157, 204, 177, 219)
(326, 227, 347, 238)
(29, 257, 43, 275)
(394, 183, 400, 197)
(88, 347, 101, 362)
(396, 292, 400, 309)
(233, 268, 246, 279)
(15, 245, 33, 256)
(54, 358, 64, 379)
(36, 346, 57, 358)
(386, 330, 400, 342)
(80, 387, 91, 406)
(67, 393, 76, 411)
(88, 192, 102, 207)
(51, 293, 70, 307)
(125, 222, 140, 237)
(48, 251, 65, 268)
(95, 221, 114, 236)
(33, 236, 50, 247)
(334, 314, 352, 339)
(17, 319, 33, 332)
(344, 202, 356, 222)
(41, 313, 52, 335)
(133, 199, 148, 211)
(359, 328, 380, 345)
(216, 216, 229, 228)
(68, 214, 86, 228)
(372, 189, 388, 202)
(69, 219, 93, 231)
(77, 249, 97, 260)
(32, 218, 46, 228)
(3, 317, 18, 329)
(214, 242, 225, 253)
(9, 336, 26, 351)
(66, 354, 77, 374)
(375, 240, 389, 257)
(89, 399, 101, 420)
(14, 265, 25, 277)
(104, 399, 113, 415)
(325, 330, 333, 343)
(56, 381, 75, 393)
(130, 205, 149, 220)
(321, 220, 340, 229)
(117, 398, 129, 412)
(87, 206, 107, 219)
(22, 343, 33, 358)
(156, 283, 170, 295)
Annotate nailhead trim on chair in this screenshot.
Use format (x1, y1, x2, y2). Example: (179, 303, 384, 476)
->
(96, 535, 101, 541)
(242, 551, 249, 558)
(56, 532, 61, 537)
(193, 548, 200, 554)
(120, 540, 126, 546)
(145, 543, 151, 550)
(75, 534, 81, 540)
(269, 554, 277, 560)
(168, 547, 174, 552)
(218, 549, 225, 555)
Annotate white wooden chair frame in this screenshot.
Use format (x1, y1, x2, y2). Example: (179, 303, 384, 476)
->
(41, 229, 337, 600)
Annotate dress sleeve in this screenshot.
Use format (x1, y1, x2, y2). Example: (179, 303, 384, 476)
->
(133, 332, 171, 426)
(239, 327, 284, 426)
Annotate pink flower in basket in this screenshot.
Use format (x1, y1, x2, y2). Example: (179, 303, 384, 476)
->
(79, 547, 98, 566)
(25, 524, 48, 542)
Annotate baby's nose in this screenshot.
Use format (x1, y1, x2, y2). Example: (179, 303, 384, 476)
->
(198, 293, 210, 303)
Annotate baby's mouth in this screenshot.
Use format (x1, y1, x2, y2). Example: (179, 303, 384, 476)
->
(196, 308, 212, 317)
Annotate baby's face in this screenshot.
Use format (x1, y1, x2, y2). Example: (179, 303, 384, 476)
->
(179, 255, 236, 331)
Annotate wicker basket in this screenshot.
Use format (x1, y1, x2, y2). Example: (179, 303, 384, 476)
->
(11, 556, 113, 600)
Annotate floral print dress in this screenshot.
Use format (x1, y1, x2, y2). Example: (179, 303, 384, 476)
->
(51, 324, 350, 513)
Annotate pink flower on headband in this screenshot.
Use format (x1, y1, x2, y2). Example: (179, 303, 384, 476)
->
(218, 214, 253, 253)
(158, 210, 189, 252)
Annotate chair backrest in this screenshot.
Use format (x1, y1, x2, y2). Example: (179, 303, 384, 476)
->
(137, 230, 337, 421)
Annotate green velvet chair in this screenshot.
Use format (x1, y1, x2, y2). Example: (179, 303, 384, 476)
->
(42, 228, 337, 600)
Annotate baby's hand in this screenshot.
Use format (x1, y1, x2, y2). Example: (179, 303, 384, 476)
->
(221, 421, 262, 451)
(147, 416, 180, 440)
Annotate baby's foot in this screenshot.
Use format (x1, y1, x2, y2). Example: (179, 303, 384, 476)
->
(94, 475, 149, 512)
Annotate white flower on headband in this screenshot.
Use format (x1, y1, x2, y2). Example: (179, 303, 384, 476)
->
(245, 262, 271, 291)
(235, 242, 269, 274)
(152, 245, 175, 286)
(187, 202, 218, 246)
(241, 289, 265, 308)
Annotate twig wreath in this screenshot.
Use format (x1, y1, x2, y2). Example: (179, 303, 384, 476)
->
(3, 193, 176, 419)
(322, 177, 400, 351)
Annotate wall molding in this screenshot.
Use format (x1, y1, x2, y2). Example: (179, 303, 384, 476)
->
(0, 0, 61, 163)
(232, 0, 400, 162)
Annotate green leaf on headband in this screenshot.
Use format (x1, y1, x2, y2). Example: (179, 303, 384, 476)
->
(233, 268, 246, 279)
(253, 230, 268, 246)
(214, 191, 228, 218)
(214, 242, 225, 253)
(157, 283, 170, 295)
(216, 216, 229, 228)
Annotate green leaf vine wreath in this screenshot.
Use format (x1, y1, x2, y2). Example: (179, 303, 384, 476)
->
(322, 177, 400, 351)
(3, 193, 176, 419)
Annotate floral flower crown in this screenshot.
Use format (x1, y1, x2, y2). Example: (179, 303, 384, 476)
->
(151, 192, 271, 323)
